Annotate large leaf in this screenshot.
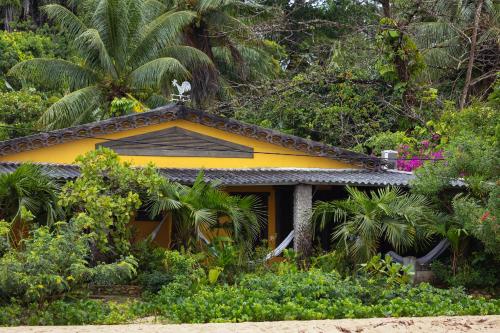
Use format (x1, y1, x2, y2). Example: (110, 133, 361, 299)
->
(129, 10, 196, 66)
(42, 4, 87, 39)
(40, 86, 104, 129)
(75, 29, 118, 78)
(92, 0, 130, 72)
(129, 57, 189, 90)
(162, 46, 215, 70)
(9, 59, 97, 91)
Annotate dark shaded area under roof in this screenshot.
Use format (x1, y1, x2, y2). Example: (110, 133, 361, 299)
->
(0, 162, 465, 187)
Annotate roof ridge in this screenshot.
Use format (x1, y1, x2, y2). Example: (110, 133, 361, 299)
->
(0, 104, 380, 169)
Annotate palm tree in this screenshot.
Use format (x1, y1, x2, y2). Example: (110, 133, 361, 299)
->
(148, 172, 264, 253)
(0, 163, 61, 244)
(313, 186, 435, 263)
(411, 0, 499, 103)
(149, 0, 278, 105)
(9, 0, 212, 129)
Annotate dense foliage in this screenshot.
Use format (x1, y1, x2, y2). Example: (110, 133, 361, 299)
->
(0, 217, 137, 304)
(0, 0, 498, 326)
(0, 254, 498, 325)
(313, 186, 435, 262)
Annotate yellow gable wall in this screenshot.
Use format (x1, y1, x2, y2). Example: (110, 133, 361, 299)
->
(0, 120, 356, 169)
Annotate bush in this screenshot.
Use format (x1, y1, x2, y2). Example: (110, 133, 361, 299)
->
(1, 268, 498, 325)
(431, 252, 500, 290)
(136, 250, 205, 293)
(0, 216, 137, 305)
(0, 299, 143, 326)
(149, 270, 500, 323)
(0, 89, 53, 139)
(0, 31, 56, 76)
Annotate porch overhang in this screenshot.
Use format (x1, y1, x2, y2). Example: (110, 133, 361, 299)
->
(0, 162, 465, 187)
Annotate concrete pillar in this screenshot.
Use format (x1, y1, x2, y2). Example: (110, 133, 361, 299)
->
(293, 184, 313, 259)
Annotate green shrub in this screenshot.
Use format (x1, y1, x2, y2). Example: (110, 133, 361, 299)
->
(359, 254, 413, 285)
(0, 90, 53, 139)
(1, 269, 498, 325)
(0, 299, 143, 326)
(149, 270, 500, 323)
(0, 216, 137, 305)
(310, 250, 353, 276)
(0, 31, 56, 76)
(138, 270, 174, 293)
(431, 252, 500, 290)
(136, 250, 205, 293)
(59, 148, 165, 259)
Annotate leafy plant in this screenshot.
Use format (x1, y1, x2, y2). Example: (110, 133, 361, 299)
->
(149, 269, 500, 323)
(0, 216, 137, 305)
(59, 148, 166, 259)
(359, 254, 413, 286)
(152, 0, 278, 104)
(148, 172, 264, 255)
(0, 163, 61, 240)
(313, 186, 435, 263)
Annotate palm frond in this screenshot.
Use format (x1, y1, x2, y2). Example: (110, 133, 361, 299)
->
(129, 57, 190, 90)
(196, 0, 229, 13)
(40, 86, 104, 129)
(9, 59, 97, 91)
(42, 4, 87, 39)
(205, 10, 251, 37)
(129, 10, 196, 66)
(162, 45, 215, 70)
(92, 0, 130, 72)
(75, 29, 118, 78)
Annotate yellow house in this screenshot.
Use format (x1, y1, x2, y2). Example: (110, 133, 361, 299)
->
(0, 104, 416, 253)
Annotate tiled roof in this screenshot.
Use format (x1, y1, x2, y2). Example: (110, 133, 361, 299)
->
(0, 104, 381, 169)
(0, 162, 465, 187)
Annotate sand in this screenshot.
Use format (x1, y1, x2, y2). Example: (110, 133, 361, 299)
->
(1, 316, 499, 333)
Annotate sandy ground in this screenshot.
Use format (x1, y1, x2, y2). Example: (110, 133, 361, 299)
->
(0, 316, 499, 333)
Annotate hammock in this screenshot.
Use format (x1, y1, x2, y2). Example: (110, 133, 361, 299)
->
(387, 239, 450, 266)
(149, 216, 168, 241)
(265, 230, 294, 260)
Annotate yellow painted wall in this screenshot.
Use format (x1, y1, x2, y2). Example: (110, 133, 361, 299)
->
(0, 120, 356, 169)
(130, 214, 172, 248)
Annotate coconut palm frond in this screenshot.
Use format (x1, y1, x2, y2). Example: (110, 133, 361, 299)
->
(162, 45, 215, 70)
(8, 58, 97, 91)
(130, 57, 190, 90)
(40, 85, 104, 129)
(143, 0, 170, 21)
(205, 10, 251, 37)
(92, 0, 130, 71)
(196, 0, 229, 13)
(75, 29, 118, 78)
(42, 4, 87, 39)
(130, 10, 196, 66)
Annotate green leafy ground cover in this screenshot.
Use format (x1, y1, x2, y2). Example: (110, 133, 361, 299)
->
(1, 257, 499, 326)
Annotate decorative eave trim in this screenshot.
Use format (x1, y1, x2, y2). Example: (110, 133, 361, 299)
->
(0, 104, 381, 169)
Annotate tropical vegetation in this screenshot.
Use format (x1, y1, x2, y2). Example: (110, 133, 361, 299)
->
(0, 0, 498, 326)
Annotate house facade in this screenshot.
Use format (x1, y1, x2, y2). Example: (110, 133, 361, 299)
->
(0, 104, 419, 254)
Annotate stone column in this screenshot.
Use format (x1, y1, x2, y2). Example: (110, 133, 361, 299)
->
(293, 184, 313, 260)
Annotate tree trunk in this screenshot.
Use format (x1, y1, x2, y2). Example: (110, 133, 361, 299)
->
(379, 0, 391, 18)
(459, 0, 484, 110)
(3, 6, 14, 32)
(293, 184, 313, 264)
(184, 23, 219, 106)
